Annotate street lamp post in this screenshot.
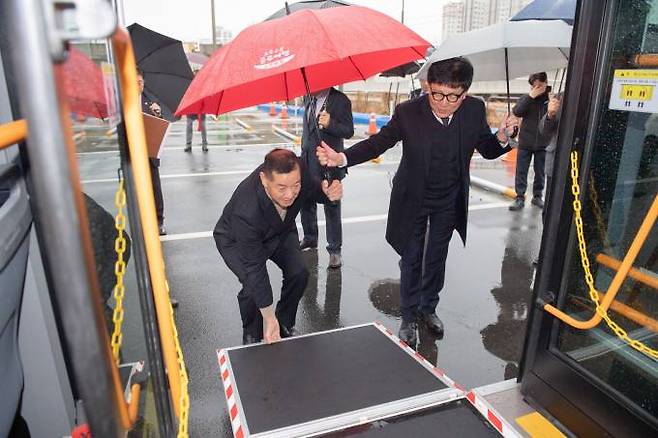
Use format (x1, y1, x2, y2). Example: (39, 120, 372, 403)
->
(211, 0, 217, 51)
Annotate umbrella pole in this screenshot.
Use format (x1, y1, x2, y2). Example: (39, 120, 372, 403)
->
(394, 82, 400, 107)
(504, 47, 519, 139)
(505, 47, 511, 114)
(387, 83, 392, 115)
(558, 68, 566, 95)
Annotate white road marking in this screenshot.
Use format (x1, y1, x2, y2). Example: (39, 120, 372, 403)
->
(159, 202, 509, 242)
(76, 141, 290, 156)
(83, 169, 253, 184)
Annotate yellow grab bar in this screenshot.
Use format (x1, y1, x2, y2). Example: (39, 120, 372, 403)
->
(544, 194, 658, 329)
(0, 119, 27, 149)
(601, 291, 658, 333)
(110, 29, 182, 418)
(596, 253, 658, 291)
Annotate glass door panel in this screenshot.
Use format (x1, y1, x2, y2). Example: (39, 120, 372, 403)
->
(551, 0, 657, 422)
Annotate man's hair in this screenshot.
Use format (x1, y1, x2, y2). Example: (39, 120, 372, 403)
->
(262, 148, 300, 177)
(528, 72, 547, 85)
(427, 57, 474, 91)
(136, 67, 144, 78)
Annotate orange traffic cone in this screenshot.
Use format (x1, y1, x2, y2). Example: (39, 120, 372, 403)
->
(269, 102, 276, 117)
(367, 112, 378, 136)
(503, 147, 517, 177)
(280, 103, 289, 119)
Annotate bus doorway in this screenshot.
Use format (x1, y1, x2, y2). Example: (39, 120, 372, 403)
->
(522, 0, 658, 436)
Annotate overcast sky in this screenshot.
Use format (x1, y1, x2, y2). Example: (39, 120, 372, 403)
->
(122, 0, 445, 45)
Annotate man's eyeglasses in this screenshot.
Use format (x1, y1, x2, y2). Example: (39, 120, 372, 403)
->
(429, 91, 464, 103)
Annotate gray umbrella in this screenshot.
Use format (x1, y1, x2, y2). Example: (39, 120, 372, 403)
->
(265, 0, 351, 21)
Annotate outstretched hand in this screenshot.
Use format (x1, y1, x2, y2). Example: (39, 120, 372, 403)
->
(263, 317, 281, 344)
(316, 141, 344, 167)
(497, 115, 519, 143)
(322, 179, 343, 201)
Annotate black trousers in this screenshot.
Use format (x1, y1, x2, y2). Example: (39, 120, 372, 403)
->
(399, 206, 456, 322)
(149, 158, 164, 225)
(220, 231, 309, 339)
(301, 199, 342, 254)
(514, 149, 546, 199)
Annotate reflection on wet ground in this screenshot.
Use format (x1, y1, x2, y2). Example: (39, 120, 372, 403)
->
(76, 107, 544, 437)
(481, 215, 536, 380)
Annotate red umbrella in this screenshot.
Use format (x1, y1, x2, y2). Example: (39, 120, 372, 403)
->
(61, 47, 109, 119)
(176, 6, 430, 115)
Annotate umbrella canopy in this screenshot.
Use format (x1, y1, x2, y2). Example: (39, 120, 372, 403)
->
(380, 61, 421, 78)
(416, 19, 572, 82)
(268, 1, 422, 80)
(176, 6, 430, 116)
(62, 47, 108, 119)
(511, 0, 576, 25)
(265, 0, 351, 20)
(128, 23, 194, 121)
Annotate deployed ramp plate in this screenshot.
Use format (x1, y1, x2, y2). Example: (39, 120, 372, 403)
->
(323, 399, 501, 437)
(217, 323, 463, 437)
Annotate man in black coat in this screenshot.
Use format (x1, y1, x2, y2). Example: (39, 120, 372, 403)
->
(509, 72, 551, 211)
(137, 68, 167, 235)
(317, 58, 518, 346)
(300, 87, 354, 269)
(214, 149, 343, 344)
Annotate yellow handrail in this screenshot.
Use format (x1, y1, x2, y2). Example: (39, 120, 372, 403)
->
(544, 193, 658, 330)
(543, 152, 658, 359)
(596, 253, 658, 290)
(0, 119, 27, 149)
(110, 29, 184, 420)
(601, 291, 658, 333)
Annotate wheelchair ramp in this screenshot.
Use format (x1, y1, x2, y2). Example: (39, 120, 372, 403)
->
(217, 323, 465, 437)
(323, 399, 502, 437)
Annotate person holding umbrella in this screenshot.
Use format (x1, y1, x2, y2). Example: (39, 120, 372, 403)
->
(317, 57, 518, 346)
(299, 87, 354, 268)
(214, 149, 343, 345)
(137, 68, 167, 236)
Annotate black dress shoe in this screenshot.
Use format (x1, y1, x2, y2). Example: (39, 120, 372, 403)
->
(419, 313, 444, 336)
(398, 321, 418, 346)
(299, 239, 318, 250)
(280, 325, 300, 338)
(242, 332, 261, 345)
(170, 298, 179, 309)
(508, 198, 525, 211)
(531, 196, 544, 209)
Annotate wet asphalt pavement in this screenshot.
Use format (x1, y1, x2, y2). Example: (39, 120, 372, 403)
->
(77, 108, 543, 437)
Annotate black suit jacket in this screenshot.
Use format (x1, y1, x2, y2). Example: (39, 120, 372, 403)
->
(301, 88, 354, 179)
(344, 95, 511, 255)
(213, 164, 328, 308)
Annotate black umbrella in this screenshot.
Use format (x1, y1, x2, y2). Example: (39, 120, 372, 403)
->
(379, 61, 421, 78)
(128, 23, 194, 121)
(264, 0, 351, 21)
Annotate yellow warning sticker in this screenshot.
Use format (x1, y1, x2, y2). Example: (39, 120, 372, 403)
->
(620, 84, 654, 101)
(614, 69, 658, 79)
(610, 69, 658, 112)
